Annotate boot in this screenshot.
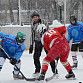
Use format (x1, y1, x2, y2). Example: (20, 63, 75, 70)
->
(32, 70, 40, 78)
(37, 72, 45, 81)
(65, 71, 75, 80)
(13, 71, 24, 80)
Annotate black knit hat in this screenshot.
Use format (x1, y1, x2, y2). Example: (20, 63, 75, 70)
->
(70, 15, 77, 22)
(31, 11, 40, 18)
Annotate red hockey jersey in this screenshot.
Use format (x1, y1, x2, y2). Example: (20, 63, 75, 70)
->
(53, 25, 66, 36)
(41, 26, 66, 51)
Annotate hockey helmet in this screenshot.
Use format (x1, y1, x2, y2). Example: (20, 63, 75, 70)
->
(16, 32, 26, 44)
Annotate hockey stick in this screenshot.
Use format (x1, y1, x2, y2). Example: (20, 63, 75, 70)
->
(14, 64, 36, 81)
(45, 58, 59, 82)
(1, 47, 59, 82)
(1, 47, 36, 81)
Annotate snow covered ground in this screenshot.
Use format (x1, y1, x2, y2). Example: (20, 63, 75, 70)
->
(0, 50, 83, 83)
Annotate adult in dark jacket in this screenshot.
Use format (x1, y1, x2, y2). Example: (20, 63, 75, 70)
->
(29, 11, 58, 78)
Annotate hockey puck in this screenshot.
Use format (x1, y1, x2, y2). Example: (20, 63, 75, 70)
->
(79, 82, 82, 83)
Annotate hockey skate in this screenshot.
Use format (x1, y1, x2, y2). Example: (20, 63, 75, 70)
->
(37, 74, 45, 81)
(36, 71, 46, 81)
(45, 69, 59, 81)
(65, 73, 75, 80)
(13, 71, 24, 80)
(32, 71, 40, 78)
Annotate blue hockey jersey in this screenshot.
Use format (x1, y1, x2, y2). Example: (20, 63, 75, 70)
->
(0, 32, 26, 61)
(67, 22, 83, 43)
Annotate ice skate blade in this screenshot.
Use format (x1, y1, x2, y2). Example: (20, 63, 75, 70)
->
(66, 77, 76, 80)
(13, 78, 24, 80)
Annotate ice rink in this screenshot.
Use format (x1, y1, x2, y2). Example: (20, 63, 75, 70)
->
(0, 50, 83, 83)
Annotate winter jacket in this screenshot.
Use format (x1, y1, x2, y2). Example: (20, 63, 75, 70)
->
(67, 22, 83, 43)
(0, 32, 26, 61)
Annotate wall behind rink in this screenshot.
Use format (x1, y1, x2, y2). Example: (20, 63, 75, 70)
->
(0, 25, 31, 50)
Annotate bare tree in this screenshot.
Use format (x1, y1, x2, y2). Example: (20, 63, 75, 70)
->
(4, 2, 8, 24)
(8, 0, 14, 24)
(52, 0, 58, 19)
(0, 0, 83, 25)
(81, 0, 83, 21)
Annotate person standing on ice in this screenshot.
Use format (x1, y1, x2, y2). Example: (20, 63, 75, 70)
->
(67, 15, 83, 69)
(0, 32, 26, 80)
(29, 11, 58, 78)
(37, 22, 75, 81)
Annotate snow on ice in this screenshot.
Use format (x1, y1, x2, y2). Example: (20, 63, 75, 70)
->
(0, 50, 83, 83)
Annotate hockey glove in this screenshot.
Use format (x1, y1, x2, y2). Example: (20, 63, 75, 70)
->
(10, 58, 17, 65)
(29, 45, 33, 54)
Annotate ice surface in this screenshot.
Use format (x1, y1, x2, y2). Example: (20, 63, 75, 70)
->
(0, 50, 83, 83)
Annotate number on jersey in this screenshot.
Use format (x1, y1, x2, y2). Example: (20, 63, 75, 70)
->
(45, 29, 56, 37)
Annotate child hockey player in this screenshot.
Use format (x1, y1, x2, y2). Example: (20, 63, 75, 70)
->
(0, 32, 26, 80)
(67, 15, 83, 69)
(37, 23, 75, 81)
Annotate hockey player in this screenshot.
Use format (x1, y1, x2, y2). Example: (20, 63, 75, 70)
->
(37, 24, 75, 81)
(29, 11, 58, 78)
(67, 15, 83, 69)
(0, 32, 26, 79)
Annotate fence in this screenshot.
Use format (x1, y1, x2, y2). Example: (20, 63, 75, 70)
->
(0, 25, 31, 49)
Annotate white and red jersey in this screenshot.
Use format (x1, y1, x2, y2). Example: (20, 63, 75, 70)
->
(41, 29, 63, 51)
(41, 25, 71, 74)
(41, 26, 66, 51)
(53, 25, 66, 36)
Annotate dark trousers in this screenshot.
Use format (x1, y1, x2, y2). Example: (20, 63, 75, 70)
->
(71, 42, 83, 52)
(33, 41, 43, 72)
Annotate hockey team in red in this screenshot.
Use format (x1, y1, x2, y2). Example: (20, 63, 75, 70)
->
(37, 22, 76, 81)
